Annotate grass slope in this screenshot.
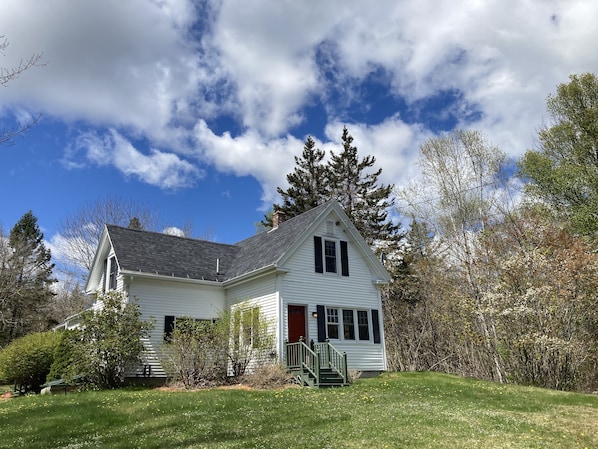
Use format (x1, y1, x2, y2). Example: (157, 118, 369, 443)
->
(0, 372, 596, 449)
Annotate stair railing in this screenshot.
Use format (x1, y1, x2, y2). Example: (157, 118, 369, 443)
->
(285, 338, 347, 385)
(311, 339, 348, 385)
(285, 337, 320, 382)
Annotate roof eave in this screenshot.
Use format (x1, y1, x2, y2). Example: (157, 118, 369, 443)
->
(84, 225, 111, 292)
(222, 264, 289, 288)
(119, 270, 223, 286)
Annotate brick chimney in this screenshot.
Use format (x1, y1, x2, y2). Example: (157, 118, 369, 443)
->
(272, 210, 286, 228)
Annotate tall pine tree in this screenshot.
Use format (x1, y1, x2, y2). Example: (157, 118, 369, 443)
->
(327, 127, 399, 246)
(265, 128, 399, 246)
(263, 136, 328, 227)
(0, 211, 55, 344)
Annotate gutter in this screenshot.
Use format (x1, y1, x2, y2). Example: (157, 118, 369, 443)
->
(119, 270, 222, 286)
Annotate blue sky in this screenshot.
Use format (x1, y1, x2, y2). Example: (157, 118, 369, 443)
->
(1, 0, 597, 272)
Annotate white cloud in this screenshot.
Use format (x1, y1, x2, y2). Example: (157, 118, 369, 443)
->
(0, 0, 200, 141)
(65, 130, 202, 189)
(193, 120, 299, 206)
(162, 226, 185, 237)
(323, 119, 431, 187)
(3, 0, 598, 203)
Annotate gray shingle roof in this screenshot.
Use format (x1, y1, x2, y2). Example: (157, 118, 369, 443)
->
(107, 226, 239, 282)
(107, 201, 332, 282)
(226, 201, 331, 278)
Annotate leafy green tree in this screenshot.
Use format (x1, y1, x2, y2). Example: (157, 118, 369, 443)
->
(72, 291, 153, 389)
(0, 331, 62, 393)
(0, 211, 55, 345)
(127, 217, 144, 230)
(328, 127, 399, 245)
(519, 73, 598, 238)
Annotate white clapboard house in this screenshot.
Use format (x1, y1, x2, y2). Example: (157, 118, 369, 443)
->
(83, 200, 390, 386)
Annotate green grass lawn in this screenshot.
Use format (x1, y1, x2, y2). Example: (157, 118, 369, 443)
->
(0, 372, 596, 449)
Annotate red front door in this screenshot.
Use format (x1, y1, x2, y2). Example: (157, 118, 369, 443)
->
(288, 305, 306, 343)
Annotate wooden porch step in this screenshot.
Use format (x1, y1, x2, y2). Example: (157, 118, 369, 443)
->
(292, 368, 348, 388)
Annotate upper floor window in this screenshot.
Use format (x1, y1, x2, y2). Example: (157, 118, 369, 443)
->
(314, 236, 349, 276)
(324, 240, 337, 273)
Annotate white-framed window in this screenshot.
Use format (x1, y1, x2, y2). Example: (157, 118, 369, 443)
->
(324, 240, 337, 273)
(104, 256, 118, 291)
(163, 315, 217, 342)
(326, 308, 339, 339)
(317, 305, 381, 344)
(343, 309, 355, 340)
(357, 310, 370, 341)
(314, 236, 349, 276)
(326, 308, 371, 341)
(241, 306, 260, 348)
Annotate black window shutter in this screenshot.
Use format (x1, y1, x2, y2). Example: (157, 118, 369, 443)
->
(102, 259, 108, 292)
(372, 309, 381, 344)
(340, 241, 349, 276)
(316, 305, 326, 342)
(314, 236, 323, 273)
(164, 315, 175, 341)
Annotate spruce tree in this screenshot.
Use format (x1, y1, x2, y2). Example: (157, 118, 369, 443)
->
(265, 128, 399, 247)
(263, 136, 328, 227)
(327, 127, 399, 245)
(0, 211, 55, 344)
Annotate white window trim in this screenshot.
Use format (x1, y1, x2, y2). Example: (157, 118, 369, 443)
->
(324, 239, 338, 274)
(325, 307, 372, 342)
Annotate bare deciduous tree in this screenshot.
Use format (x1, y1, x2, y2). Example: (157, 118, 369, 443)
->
(1, 36, 44, 146)
(396, 130, 514, 382)
(56, 196, 160, 280)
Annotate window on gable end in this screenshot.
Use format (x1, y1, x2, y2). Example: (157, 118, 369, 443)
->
(326, 220, 334, 235)
(324, 240, 337, 273)
(109, 256, 118, 290)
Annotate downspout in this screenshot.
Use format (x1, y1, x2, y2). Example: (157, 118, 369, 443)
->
(276, 273, 284, 363)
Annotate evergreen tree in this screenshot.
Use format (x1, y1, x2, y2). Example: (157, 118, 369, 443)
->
(263, 136, 328, 227)
(328, 127, 399, 245)
(0, 211, 55, 344)
(265, 128, 399, 246)
(127, 217, 143, 230)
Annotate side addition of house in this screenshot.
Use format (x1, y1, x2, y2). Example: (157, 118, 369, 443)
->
(84, 200, 391, 380)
